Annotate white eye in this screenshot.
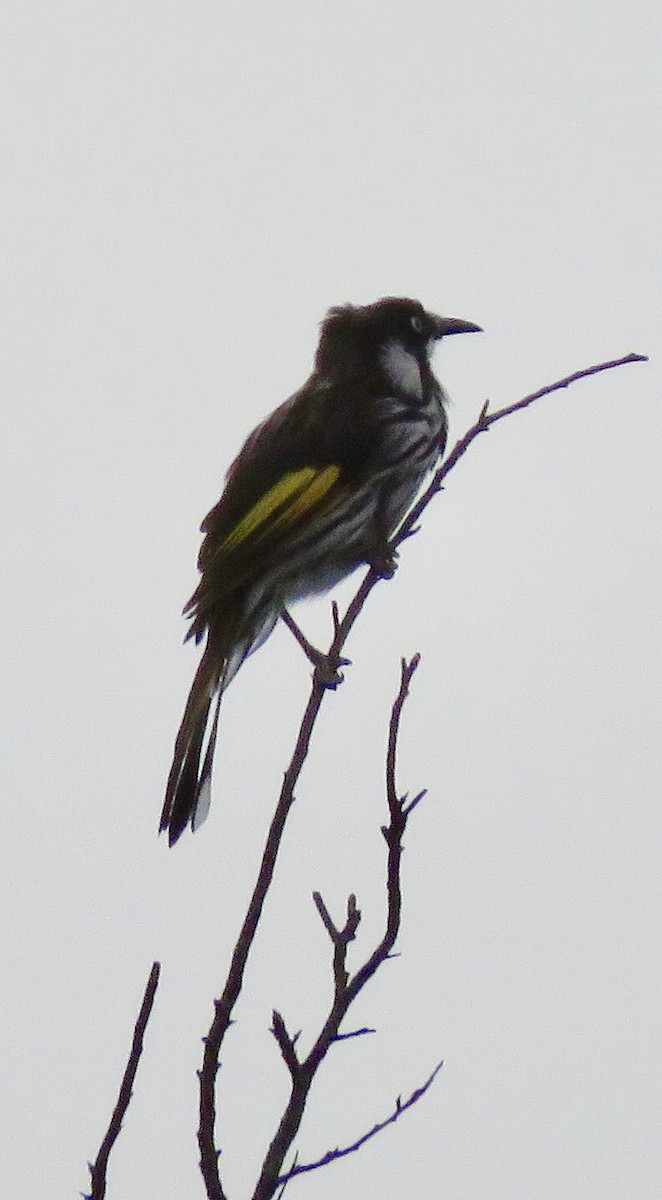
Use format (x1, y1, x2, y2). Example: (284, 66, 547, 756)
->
(410, 314, 425, 334)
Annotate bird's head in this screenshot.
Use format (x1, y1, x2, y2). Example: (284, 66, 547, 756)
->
(315, 296, 481, 381)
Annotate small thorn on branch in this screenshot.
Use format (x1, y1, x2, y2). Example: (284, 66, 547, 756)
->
(403, 788, 428, 818)
(332, 1026, 376, 1042)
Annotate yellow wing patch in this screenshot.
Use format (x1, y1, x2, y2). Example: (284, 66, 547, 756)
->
(221, 465, 341, 552)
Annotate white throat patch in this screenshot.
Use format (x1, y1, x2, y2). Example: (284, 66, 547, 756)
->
(380, 339, 423, 398)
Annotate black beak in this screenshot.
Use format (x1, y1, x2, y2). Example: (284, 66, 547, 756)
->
(432, 315, 483, 338)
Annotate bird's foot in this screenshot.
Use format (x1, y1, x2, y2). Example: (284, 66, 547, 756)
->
(369, 543, 399, 579)
(282, 610, 350, 688)
(313, 650, 348, 689)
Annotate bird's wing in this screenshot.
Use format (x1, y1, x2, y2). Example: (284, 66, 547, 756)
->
(183, 373, 436, 634)
(215, 462, 343, 555)
(184, 381, 367, 628)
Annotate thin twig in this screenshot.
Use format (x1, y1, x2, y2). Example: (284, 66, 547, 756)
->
(277, 1060, 444, 1181)
(393, 353, 648, 549)
(482, 354, 648, 425)
(271, 1011, 300, 1077)
(85, 962, 161, 1200)
(275, 1151, 299, 1200)
(386, 655, 421, 815)
(332, 1026, 376, 1041)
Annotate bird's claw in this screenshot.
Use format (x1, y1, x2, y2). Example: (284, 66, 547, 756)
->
(370, 545, 399, 579)
(281, 608, 350, 686)
(312, 650, 351, 689)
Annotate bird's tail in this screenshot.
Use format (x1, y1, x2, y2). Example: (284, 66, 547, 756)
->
(160, 642, 224, 846)
(161, 605, 280, 846)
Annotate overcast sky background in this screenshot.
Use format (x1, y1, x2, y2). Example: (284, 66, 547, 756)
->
(1, 2, 660, 1198)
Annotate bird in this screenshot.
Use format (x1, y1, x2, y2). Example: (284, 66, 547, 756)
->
(160, 296, 481, 844)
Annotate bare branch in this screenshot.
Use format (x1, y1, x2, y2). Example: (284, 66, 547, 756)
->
(482, 353, 648, 426)
(197, 352, 645, 1198)
(313, 892, 361, 948)
(277, 1061, 444, 1181)
(393, 353, 648, 550)
(316, 891, 362, 993)
(85, 962, 160, 1200)
(198, 674, 331, 1199)
(251, 657, 425, 1200)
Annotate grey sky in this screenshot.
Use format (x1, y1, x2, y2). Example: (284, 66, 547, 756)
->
(1, 2, 660, 1198)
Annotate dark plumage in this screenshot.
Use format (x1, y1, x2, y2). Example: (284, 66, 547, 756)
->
(160, 297, 481, 844)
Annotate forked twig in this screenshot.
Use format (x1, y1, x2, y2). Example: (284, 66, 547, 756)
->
(251, 657, 426, 1200)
